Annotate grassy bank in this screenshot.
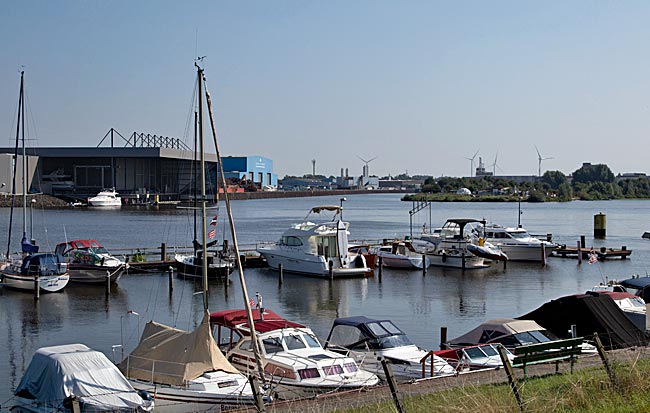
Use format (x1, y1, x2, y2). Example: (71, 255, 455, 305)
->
(344, 359, 650, 413)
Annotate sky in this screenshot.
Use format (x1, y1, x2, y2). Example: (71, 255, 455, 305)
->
(2, 1, 650, 179)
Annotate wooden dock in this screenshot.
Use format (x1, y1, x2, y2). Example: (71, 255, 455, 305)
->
(553, 245, 632, 260)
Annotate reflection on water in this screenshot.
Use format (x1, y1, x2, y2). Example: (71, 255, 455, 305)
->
(1, 194, 650, 403)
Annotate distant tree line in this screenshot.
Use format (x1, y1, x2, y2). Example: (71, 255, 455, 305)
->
(415, 163, 650, 202)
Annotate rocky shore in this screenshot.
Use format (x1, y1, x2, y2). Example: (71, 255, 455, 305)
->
(0, 193, 70, 208)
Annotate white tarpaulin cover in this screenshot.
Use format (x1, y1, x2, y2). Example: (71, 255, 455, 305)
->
(15, 343, 153, 412)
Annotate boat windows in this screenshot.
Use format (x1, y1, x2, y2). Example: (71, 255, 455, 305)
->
(285, 334, 307, 350)
(280, 236, 303, 247)
(317, 236, 338, 258)
(239, 339, 254, 352)
(464, 347, 487, 360)
(480, 345, 499, 357)
(298, 368, 320, 379)
(262, 337, 284, 354)
(343, 362, 358, 373)
(478, 329, 506, 343)
(327, 325, 366, 349)
(303, 333, 322, 348)
(323, 365, 344, 375)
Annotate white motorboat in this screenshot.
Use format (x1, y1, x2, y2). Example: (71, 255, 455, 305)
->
(324, 316, 455, 381)
(211, 309, 380, 400)
(376, 241, 429, 269)
(257, 205, 372, 277)
(119, 312, 263, 412)
(475, 223, 556, 261)
(12, 343, 154, 413)
(54, 239, 127, 284)
(434, 344, 514, 372)
(424, 219, 499, 269)
(88, 188, 121, 207)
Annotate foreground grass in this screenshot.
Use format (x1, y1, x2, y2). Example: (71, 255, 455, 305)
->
(343, 358, 650, 413)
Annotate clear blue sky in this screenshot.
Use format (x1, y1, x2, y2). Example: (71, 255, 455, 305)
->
(2, 1, 650, 179)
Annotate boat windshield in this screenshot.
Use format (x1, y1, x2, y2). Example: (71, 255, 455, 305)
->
(303, 333, 322, 349)
(508, 231, 531, 239)
(284, 334, 307, 350)
(365, 321, 413, 349)
(262, 337, 284, 354)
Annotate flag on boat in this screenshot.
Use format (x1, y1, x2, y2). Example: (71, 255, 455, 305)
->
(208, 229, 216, 239)
(210, 215, 218, 226)
(588, 251, 598, 264)
(249, 298, 255, 307)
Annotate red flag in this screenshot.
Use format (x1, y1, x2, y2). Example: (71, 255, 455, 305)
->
(249, 298, 255, 307)
(208, 229, 216, 239)
(210, 216, 218, 226)
(588, 251, 598, 264)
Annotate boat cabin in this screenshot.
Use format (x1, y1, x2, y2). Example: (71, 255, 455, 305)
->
(325, 316, 413, 351)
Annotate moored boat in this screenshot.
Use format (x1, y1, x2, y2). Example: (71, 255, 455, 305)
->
(54, 239, 127, 284)
(257, 205, 372, 278)
(211, 308, 380, 399)
(473, 222, 555, 261)
(88, 188, 121, 207)
(376, 241, 429, 269)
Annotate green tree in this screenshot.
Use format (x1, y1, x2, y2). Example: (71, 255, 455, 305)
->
(542, 170, 568, 190)
(572, 163, 615, 184)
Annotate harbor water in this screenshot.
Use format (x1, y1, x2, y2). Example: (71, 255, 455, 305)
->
(1, 193, 649, 406)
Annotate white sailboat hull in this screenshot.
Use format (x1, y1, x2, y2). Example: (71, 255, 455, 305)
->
(2, 272, 69, 292)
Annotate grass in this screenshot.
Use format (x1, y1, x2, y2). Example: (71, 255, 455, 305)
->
(340, 358, 650, 413)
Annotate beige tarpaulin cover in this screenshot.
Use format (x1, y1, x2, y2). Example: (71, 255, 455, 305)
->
(119, 311, 239, 386)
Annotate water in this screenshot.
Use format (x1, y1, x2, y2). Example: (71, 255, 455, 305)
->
(1, 193, 649, 406)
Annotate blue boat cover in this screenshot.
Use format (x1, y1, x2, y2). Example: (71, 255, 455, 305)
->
(21, 236, 39, 253)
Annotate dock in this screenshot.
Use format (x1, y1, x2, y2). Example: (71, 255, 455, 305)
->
(553, 245, 632, 260)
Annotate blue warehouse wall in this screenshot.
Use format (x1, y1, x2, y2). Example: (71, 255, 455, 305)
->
(222, 156, 278, 187)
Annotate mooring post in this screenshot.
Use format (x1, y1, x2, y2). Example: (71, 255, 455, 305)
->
(422, 254, 427, 276)
(462, 251, 466, 270)
(580, 235, 586, 249)
(161, 242, 167, 261)
(440, 326, 447, 350)
(168, 266, 174, 292)
(33, 275, 39, 301)
(541, 243, 546, 267)
(378, 256, 383, 282)
(503, 257, 507, 270)
(381, 358, 404, 413)
(105, 270, 111, 297)
(329, 260, 333, 281)
(278, 263, 283, 285)
(577, 240, 582, 264)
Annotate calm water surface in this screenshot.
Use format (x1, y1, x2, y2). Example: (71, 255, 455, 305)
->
(1, 194, 650, 405)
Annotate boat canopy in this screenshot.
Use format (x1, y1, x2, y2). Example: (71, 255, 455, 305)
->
(119, 311, 238, 386)
(210, 309, 305, 335)
(620, 276, 650, 290)
(15, 343, 153, 412)
(326, 316, 413, 350)
(447, 318, 549, 347)
(310, 205, 341, 214)
(20, 253, 67, 275)
(520, 292, 650, 350)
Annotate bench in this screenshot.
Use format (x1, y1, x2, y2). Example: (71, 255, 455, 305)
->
(510, 337, 584, 377)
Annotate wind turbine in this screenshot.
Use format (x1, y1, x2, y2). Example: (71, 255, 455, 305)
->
(463, 149, 479, 177)
(535, 146, 553, 177)
(490, 151, 503, 176)
(357, 155, 377, 177)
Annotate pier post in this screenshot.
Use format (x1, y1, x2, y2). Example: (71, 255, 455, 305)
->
(622, 246, 627, 259)
(440, 326, 447, 350)
(503, 258, 507, 270)
(329, 260, 334, 281)
(168, 266, 174, 292)
(422, 254, 427, 276)
(278, 263, 283, 285)
(541, 243, 547, 267)
(33, 275, 39, 301)
(378, 256, 383, 282)
(105, 270, 111, 297)
(580, 235, 586, 249)
(161, 242, 167, 261)
(461, 251, 466, 270)
(577, 241, 582, 264)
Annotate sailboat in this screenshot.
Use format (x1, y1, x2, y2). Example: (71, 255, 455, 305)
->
(0, 71, 69, 293)
(174, 90, 234, 280)
(119, 63, 265, 412)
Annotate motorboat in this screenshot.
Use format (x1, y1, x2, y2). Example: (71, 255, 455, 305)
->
(210, 308, 380, 400)
(39, 168, 74, 193)
(472, 222, 556, 261)
(348, 244, 377, 269)
(119, 311, 264, 412)
(434, 344, 514, 372)
(424, 219, 501, 269)
(88, 188, 121, 207)
(257, 205, 372, 278)
(589, 287, 647, 331)
(12, 343, 154, 413)
(324, 316, 455, 381)
(174, 248, 235, 279)
(54, 239, 127, 284)
(1, 252, 69, 293)
(376, 241, 429, 269)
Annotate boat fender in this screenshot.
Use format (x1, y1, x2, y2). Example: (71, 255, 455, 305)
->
(138, 390, 154, 401)
(442, 252, 447, 263)
(354, 254, 365, 268)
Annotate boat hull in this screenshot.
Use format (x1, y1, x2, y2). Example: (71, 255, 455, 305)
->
(174, 254, 234, 279)
(427, 252, 488, 269)
(259, 249, 371, 277)
(377, 253, 427, 269)
(1, 272, 70, 292)
(496, 244, 555, 261)
(68, 264, 125, 284)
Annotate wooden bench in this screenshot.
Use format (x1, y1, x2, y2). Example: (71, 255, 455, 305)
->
(510, 337, 584, 377)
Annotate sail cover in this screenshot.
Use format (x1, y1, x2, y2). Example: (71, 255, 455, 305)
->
(15, 343, 152, 411)
(119, 311, 238, 386)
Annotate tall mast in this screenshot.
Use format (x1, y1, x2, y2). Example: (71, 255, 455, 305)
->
(197, 64, 209, 311)
(21, 72, 27, 239)
(6, 71, 24, 258)
(202, 72, 266, 383)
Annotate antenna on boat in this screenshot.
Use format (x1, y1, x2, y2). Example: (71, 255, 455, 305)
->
(201, 66, 267, 384)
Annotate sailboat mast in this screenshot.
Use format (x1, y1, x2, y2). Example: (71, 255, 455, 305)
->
(6, 71, 24, 259)
(197, 64, 209, 311)
(202, 75, 266, 383)
(21, 72, 27, 239)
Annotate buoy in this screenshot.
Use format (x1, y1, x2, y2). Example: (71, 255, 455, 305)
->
(594, 213, 606, 239)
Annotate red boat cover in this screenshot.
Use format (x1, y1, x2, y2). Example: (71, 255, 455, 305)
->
(210, 309, 305, 334)
(56, 239, 102, 249)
